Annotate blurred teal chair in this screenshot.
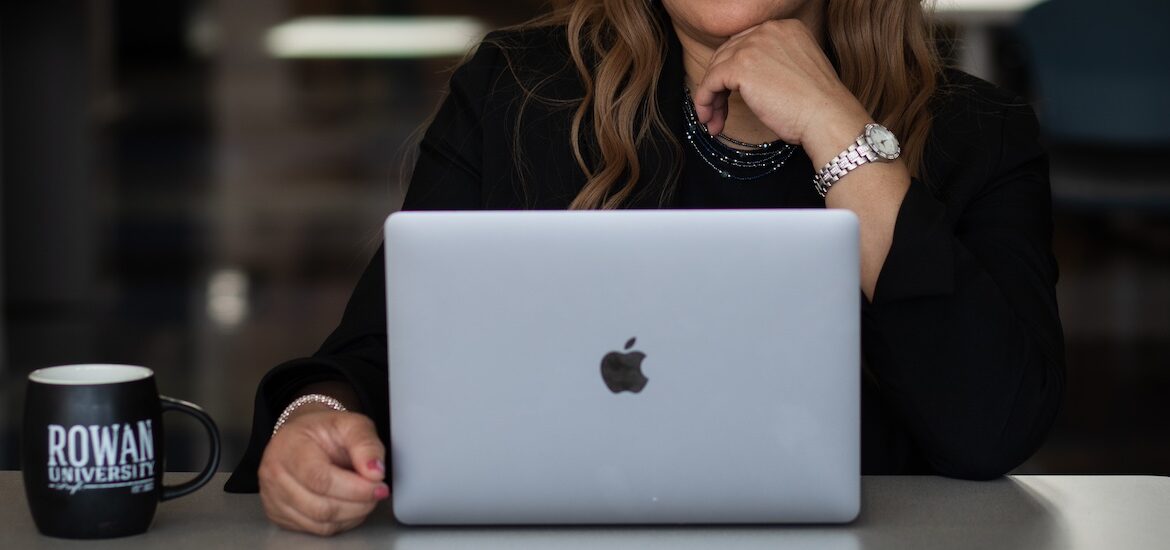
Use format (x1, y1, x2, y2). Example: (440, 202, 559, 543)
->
(1015, 0, 1170, 210)
(1016, 0, 1170, 148)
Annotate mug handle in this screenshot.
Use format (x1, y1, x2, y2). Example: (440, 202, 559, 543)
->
(159, 396, 222, 501)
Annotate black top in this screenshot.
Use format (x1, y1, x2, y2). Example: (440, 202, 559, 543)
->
(225, 22, 1064, 492)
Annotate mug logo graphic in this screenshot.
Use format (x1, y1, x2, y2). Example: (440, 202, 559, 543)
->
(45, 420, 156, 495)
(600, 337, 649, 393)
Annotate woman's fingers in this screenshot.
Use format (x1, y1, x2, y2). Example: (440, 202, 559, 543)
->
(258, 410, 389, 536)
(693, 64, 735, 136)
(260, 449, 384, 535)
(262, 486, 366, 537)
(694, 29, 762, 136)
(692, 18, 858, 146)
(288, 455, 389, 503)
(330, 412, 387, 483)
(280, 466, 379, 524)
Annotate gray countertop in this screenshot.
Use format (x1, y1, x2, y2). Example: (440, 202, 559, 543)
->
(2, 473, 1168, 549)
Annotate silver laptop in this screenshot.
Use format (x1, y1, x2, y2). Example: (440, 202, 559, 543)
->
(384, 210, 860, 525)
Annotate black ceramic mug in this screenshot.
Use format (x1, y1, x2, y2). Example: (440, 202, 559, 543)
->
(22, 364, 221, 539)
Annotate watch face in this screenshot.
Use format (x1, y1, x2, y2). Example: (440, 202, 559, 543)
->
(866, 125, 901, 160)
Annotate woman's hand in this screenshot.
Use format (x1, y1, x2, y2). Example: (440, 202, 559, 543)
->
(690, 19, 871, 167)
(690, 18, 911, 299)
(258, 406, 389, 536)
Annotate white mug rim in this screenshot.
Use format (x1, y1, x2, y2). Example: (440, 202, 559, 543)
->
(28, 364, 154, 385)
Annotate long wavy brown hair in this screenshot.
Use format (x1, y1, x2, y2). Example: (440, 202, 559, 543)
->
(496, 0, 940, 209)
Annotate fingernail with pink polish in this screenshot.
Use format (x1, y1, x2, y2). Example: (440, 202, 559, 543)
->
(374, 484, 390, 500)
(368, 458, 385, 473)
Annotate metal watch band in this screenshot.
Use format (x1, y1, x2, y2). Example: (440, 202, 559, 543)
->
(271, 393, 347, 437)
(813, 135, 880, 198)
(813, 123, 901, 198)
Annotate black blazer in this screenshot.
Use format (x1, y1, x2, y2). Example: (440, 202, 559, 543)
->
(226, 22, 1064, 492)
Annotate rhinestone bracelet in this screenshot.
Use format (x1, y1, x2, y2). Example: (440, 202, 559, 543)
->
(271, 394, 347, 437)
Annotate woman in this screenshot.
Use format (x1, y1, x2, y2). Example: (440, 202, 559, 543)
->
(225, 0, 1065, 535)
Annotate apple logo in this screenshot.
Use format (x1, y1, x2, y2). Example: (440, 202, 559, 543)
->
(600, 337, 648, 393)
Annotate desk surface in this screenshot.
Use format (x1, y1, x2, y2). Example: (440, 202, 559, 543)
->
(2, 473, 1168, 549)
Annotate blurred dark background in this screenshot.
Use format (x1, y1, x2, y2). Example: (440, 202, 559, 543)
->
(2, 0, 1167, 475)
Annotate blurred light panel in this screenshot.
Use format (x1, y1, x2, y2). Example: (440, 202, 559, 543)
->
(265, 16, 488, 59)
(933, 0, 1044, 17)
(207, 268, 249, 329)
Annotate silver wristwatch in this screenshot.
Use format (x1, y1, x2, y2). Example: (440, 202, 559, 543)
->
(813, 123, 901, 198)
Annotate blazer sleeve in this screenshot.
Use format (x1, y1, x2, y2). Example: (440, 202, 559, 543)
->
(224, 38, 502, 492)
(860, 101, 1066, 479)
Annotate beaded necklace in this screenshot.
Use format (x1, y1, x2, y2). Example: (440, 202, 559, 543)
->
(681, 84, 799, 181)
